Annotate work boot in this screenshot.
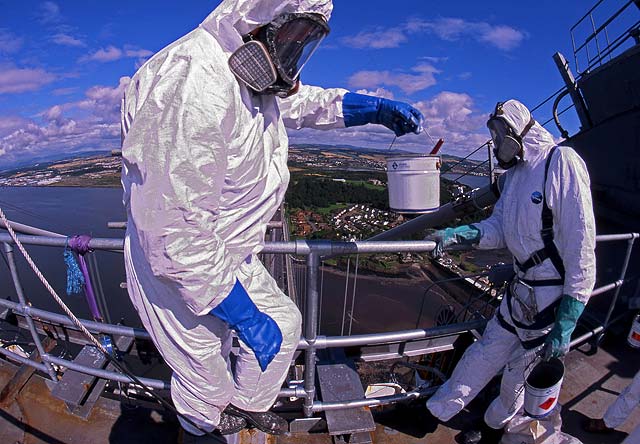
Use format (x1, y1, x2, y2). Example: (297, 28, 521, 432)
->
(177, 413, 246, 443)
(459, 429, 482, 444)
(583, 418, 614, 434)
(217, 412, 248, 435)
(224, 404, 288, 435)
(457, 424, 503, 444)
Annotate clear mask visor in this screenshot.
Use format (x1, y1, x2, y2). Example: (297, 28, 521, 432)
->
(272, 17, 328, 83)
(487, 117, 508, 149)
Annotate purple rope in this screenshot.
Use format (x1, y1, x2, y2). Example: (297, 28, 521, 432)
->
(69, 235, 103, 322)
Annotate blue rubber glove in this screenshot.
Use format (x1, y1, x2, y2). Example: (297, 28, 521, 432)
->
(343, 92, 424, 136)
(543, 295, 585, 360)
(210, 280, 283, 372)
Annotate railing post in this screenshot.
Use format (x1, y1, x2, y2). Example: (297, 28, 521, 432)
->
(3, 242, 58, 381)
(597, 237, 636, 345)
(303, 252, 320, 417)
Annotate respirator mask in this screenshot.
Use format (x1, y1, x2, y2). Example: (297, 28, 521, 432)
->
(228, 12, 329, 97)
(487, 102, 536, 169)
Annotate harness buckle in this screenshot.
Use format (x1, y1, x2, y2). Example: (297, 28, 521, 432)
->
(530, 250, 546, 266)
(509, 278, 538, 324)
(540, 227, 554, 241)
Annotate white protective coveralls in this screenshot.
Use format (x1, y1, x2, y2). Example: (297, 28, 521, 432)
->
(121, 0, 348, 433)
(427, 100, 596, 429)
(604, 369, 640, 443)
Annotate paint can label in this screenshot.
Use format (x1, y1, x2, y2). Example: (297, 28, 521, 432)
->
(628, 315, 640, 348)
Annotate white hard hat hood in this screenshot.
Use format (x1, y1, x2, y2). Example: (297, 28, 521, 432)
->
(201, 0, 333, 53)
(498, 99, 556, 154)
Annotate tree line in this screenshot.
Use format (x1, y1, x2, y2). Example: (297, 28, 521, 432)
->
(286, 176, 388, 209)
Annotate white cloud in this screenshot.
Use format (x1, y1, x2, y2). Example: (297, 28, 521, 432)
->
(355, 87, 395, 100)
(420, 56, 449, 64)
(80, 45, 153, 64)
(343, 18, 526, 52)
(348, 63, 439, 95)
(0, 116, 30, 138)
(0, 77, 131, 167)
(407, 17, 527, 51)
(124, 48, 153, 58)
(81, 46, 123, 63)
(412, 92, 489, 153)
(288, 91, 490, 158)
(52, 33, 86, 47)
(0, 29, 24, 54)
(0, 66, 56, 94)
(52, 87, 78, 96)
(342, 28, 408, 49)
(37, 1, 63, 24)
(480, 25, 526, 51)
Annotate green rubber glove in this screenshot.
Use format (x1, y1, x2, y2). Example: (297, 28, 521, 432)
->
(434, 225, 481, 248)
(428, 225, 481, 259)
(543, 295, 585, 360)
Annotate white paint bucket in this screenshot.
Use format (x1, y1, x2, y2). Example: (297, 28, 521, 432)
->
(386, 155, 440, 214)
(524, 358, 565, 418)
(628, 314, 640, 348)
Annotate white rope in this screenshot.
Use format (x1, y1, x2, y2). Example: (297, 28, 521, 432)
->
(347, 255, 360, 336)
(340, 257, 351, 336)
(0, 207, 223, 437)
(0, 206, 108, 355)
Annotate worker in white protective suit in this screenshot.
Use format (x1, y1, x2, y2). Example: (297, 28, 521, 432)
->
(426, 99, 596, 443)
(583, 368, 640, 443)
(120, 0, 424, 438)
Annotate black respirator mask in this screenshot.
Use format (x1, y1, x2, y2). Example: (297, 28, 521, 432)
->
(228, 12, 330, 98)
(487, 102, 536, 169)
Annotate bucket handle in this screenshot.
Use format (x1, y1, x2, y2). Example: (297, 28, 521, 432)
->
(506, 348, 552, 415)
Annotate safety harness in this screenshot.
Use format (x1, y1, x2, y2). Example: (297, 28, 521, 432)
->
(496, 147, 565, 349)
(514, 148, 566, 284)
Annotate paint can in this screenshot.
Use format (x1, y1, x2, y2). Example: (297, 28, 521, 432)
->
(385, 155, 440, 214)
(628, 313, 640, 349)
(524, 357, 565, 418)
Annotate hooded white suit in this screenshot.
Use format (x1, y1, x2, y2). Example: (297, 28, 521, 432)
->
(121, 0, 347, 433)
(427, 100, 596, 429)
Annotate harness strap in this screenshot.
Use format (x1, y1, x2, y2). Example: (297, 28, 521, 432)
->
(495, 311, 549, 350)
(521, 278, 564, 287)
(516, 147, 566, 280)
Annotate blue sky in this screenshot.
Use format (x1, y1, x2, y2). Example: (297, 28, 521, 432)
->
(0, 0, 636, 169)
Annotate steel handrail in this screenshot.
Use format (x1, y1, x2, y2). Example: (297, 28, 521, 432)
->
(0, 232, 637, 415)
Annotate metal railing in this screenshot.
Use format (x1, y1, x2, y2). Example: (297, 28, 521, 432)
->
(571, 0, 640, 74)
(0, 231, 637, 416)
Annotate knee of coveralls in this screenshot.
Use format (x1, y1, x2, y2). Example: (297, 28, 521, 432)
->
(124, 235, 238, 430)
(427, 317, 521, 422)
(484, 344, 538, 429)
(231, 255, 302, 411)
